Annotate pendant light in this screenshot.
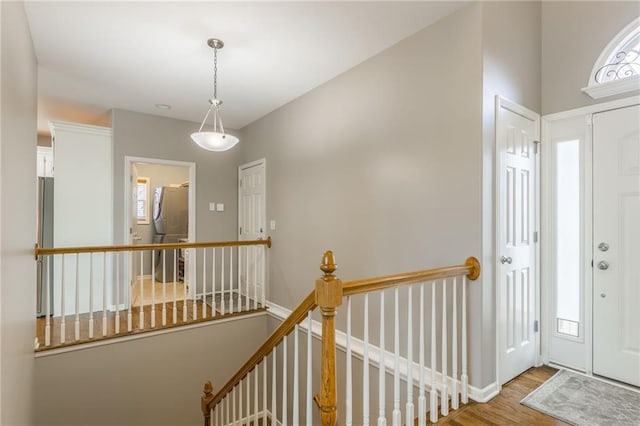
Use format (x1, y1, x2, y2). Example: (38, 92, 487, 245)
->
(191, 38, 239, 152)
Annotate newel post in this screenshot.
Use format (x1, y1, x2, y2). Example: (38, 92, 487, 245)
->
(201, 381, 214, 426)
(314, 250, 343, 426)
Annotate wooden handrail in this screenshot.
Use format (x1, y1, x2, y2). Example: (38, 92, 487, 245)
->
(34, 236, 272, 259)
(202, 254, 480, 422)
(342, 256, 481, 296)
(208, 289, 317, 409)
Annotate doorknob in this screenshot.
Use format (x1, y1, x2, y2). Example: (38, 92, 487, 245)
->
(598, 242, 609, 252)
(597, 260, 609, 270)
(500, 256, 512, 265)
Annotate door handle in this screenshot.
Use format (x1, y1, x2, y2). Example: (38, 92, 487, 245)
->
(500, 256, 512, 265)
(597, 260, 609, 270)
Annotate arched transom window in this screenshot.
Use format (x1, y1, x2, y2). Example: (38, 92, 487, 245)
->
(583, 17, 640, 99)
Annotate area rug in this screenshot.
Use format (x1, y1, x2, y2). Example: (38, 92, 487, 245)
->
(521, 369, 640, 425)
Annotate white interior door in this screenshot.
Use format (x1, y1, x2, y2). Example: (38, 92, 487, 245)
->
(238, 159, 266, 304)
(593, 104, 640, 387)
(496, 97, 539, 385)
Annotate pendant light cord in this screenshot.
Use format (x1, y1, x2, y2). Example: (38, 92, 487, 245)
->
(213, 45, 218, 101)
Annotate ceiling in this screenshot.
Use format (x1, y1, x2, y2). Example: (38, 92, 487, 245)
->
(25, 1, 467, 134)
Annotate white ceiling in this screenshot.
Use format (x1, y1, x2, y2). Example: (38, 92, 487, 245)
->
(25, 1, 467, 134)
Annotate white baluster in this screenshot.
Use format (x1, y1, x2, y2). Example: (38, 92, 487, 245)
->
(306, 311, 313, 426)
(363, 293, 370, 426)
(272, 347, 277, 424)
(254, 365, 259, 424)
(452, 277, 459, 410)
(115, 253, 120, 334)
(139, 251, 144, 329)
(75, 253, 80, 341)
(193, 248, 198, 320)
(128, 252, 132, 332)
(393, 287, 401, 426)
(151, 249, 156, 328)
(173, 249, 177, 324)
(61, 254, 66, 343)
(263, 358, 268, 426)
(283, 336, 288, 426)
(102, 252, 108, 336)
(183, 248, 188, 322)
(293, 325, 300, 425)
(406, 285, 414, 423)
(226, 391, 230, 426)
(89, 253, 94, 339)
(461, 276, 468, 404)
(220, 248, 226, 315)
(245, 247, 250, 312)
(441, 279, 449, 416)
(430, 281, 438, 424)
(162, 250, 167, 326)
(346, 295, 352, 426)
(418, 283, 426, 426)
(202, 248, 207, 319)
(378, 291, 386, 426)
(253, 246, 258, 310)
(230, 246, 234, 314)
(45, 257, 51, 346)
(212, 248, 217, 316)
(233, 385, 237, 426)
(261, 245, 266, 308)
(239, 376, 243, 426)
(246, 365, 251, 423)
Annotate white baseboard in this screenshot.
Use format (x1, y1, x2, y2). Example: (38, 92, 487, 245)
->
(266, 301, 499, 403)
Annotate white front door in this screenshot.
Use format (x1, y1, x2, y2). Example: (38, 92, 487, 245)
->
(496, 97, 539, 385)
(593, 104, 640, 387)
(238, 159, 266, 306)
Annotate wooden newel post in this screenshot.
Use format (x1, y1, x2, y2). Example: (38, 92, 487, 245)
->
(201, 381, 214, 426)
(313, 250, 343, 426)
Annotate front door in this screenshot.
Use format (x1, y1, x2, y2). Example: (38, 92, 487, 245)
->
(496, 97, 539, 385)
(238, 159, 266, 307)
(592, 104, 640, 387)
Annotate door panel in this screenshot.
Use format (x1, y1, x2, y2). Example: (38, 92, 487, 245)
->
(497, 98, 539, 385)
(239, 161, 266, 304)
(593, 104, 640, 387)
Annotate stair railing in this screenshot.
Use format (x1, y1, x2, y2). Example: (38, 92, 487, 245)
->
(34, 237, 271, 350)
(202, 250, 480, 426)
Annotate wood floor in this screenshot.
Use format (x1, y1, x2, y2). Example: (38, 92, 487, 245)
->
(425, 366, 567, 425)
(36, 299, 266, 352)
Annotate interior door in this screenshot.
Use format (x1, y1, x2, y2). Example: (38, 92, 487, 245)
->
(130, 163, 141, 286)
(238, 160, 266, 305)
(496, 97, 539, 385)
(593, 104, 640, 387)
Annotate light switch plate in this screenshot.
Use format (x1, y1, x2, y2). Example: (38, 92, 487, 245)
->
(270, 220, 276, 230)
(216, 203, 224, 212)
(209, 202, 216, 211)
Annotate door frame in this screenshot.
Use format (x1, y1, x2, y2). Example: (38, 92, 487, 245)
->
(540, 95, 640, 374)
(123, 156, 197, 304)
(494, 96, 541, 388)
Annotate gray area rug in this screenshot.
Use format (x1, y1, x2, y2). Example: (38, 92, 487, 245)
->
(521, 369, 640, 425)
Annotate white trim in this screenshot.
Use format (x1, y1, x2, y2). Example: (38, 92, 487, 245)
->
(266, 301, 497, 403)
(49, 120, 111, 138)
(544, 96, 640, 121)
(582, 75, 640, 100)
(35, 310, 267, 358)
(123, 156, 197, 302)
(583, 17, 640, 99)
(494, 96, 541, 388)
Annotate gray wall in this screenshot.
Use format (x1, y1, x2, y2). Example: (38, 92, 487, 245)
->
(241, 3, 485, 385)
(542, 1, 640, 114)
(0, 1, 37, 423)
(35, 314, 269, 426)
(480, 1, 542, 388)
(112, 109, 241, 246)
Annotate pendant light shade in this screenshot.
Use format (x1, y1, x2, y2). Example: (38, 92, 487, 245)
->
(191, 38, 239, 152)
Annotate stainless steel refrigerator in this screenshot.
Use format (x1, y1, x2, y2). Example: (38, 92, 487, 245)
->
(37, 177, 54, 317)
(152, 186, 188, 282)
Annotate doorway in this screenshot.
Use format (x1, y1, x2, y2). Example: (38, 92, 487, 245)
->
(543, 98, 640, 388)
(496, 96, 540, 385)
(124, 156, 196, 307)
